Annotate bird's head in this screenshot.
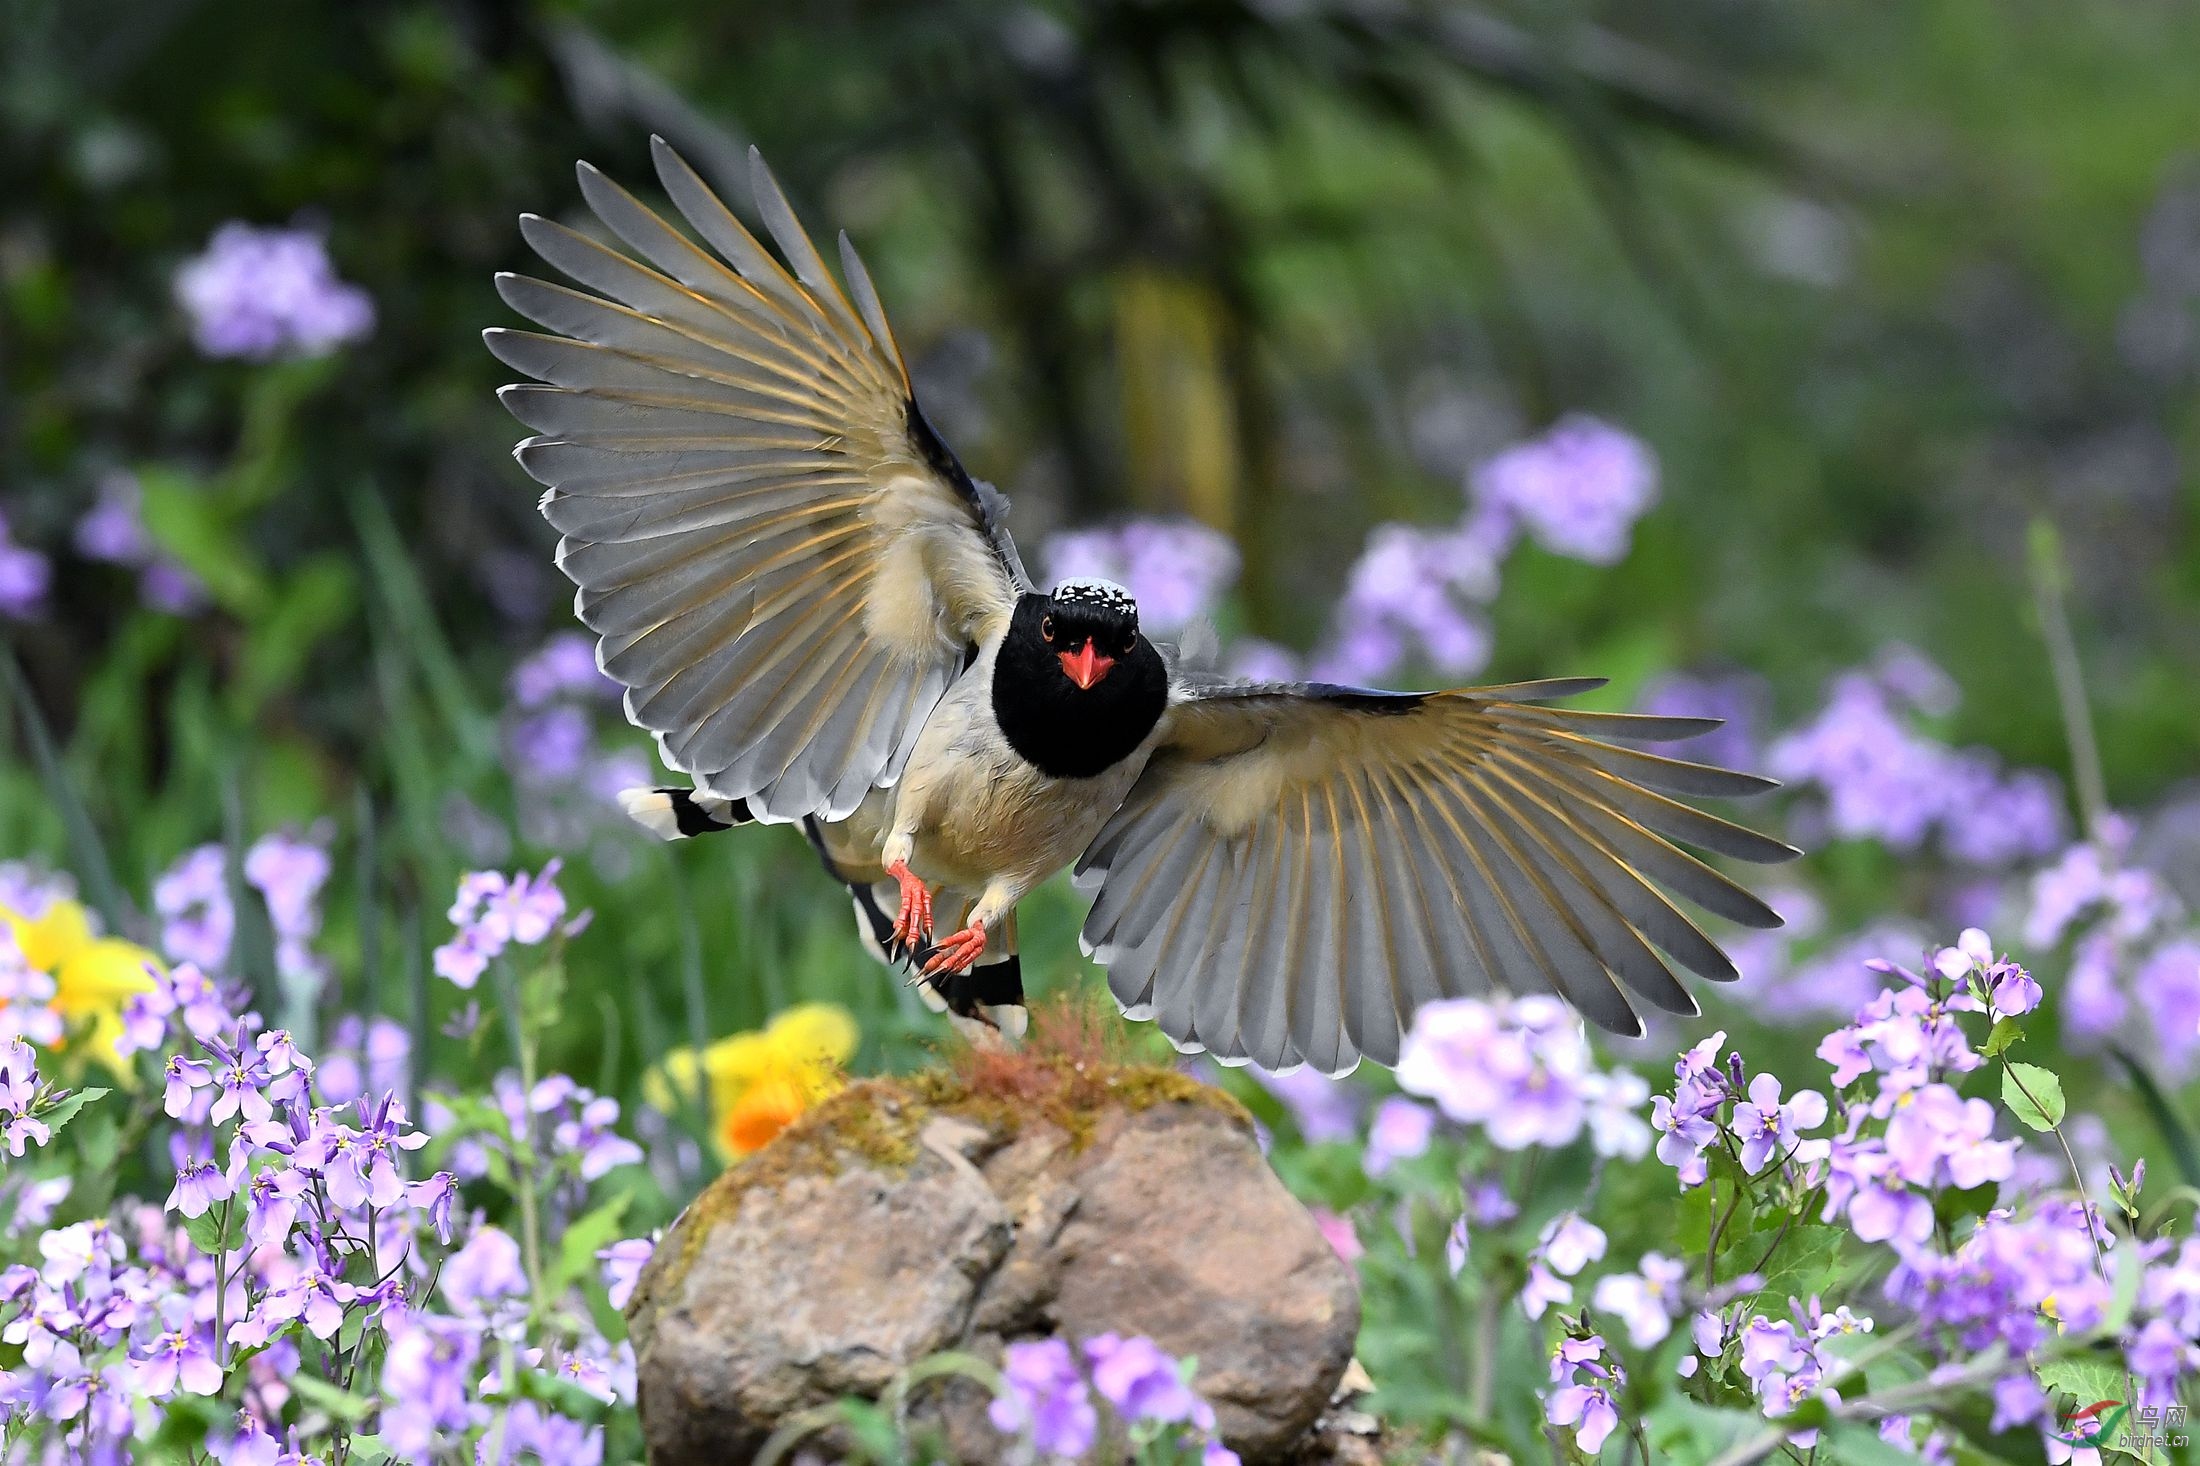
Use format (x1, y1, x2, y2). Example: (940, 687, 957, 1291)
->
(1032, 578, 1141, 691)
(994, 580, 1168, 778)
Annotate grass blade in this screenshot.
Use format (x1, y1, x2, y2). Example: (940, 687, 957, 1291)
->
(1, 645, 130, 933)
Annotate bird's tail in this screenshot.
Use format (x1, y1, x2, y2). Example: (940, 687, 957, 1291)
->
(618, 786, 753, 839)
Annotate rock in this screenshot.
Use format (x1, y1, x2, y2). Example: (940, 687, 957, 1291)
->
(627, 1052, 1360, 1464)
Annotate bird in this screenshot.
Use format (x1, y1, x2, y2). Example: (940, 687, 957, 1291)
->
(485, 138, 1800, 1075)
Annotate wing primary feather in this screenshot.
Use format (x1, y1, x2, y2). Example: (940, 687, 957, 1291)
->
(1493, 706, 1726, 743)
(1365, 757, 1488, 1003)
(1433, 777, 1640, 1034)
(646, 137, 821, 326)
(744, 148, 874, 348)
(1333, 774, 1403, 1067)
(1484, 745, 1783, 933)
(1511, 726, 1780, 799)
(1455, 772, 1696, 1018)
(837, 233, 909, 390)
(1469, 677, 1609, 703)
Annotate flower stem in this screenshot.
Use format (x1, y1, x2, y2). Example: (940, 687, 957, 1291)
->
(492, 957, 551, 1317)
(2027, 518, 2109, 838)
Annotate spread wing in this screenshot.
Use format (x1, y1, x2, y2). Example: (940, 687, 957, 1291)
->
(487, 138, 1028, 822)
(1074, 678, 1798, 1074)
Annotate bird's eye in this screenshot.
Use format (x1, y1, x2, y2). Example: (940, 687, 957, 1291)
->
(1040, 615, 1055, 642)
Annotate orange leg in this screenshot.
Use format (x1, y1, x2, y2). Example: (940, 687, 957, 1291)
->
(921, 920, 988, 979)
(886, 860, 933, 952)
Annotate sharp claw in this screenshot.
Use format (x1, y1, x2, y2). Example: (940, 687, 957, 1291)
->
(885, 859, 933, 950)
(920, 922, 988, 979)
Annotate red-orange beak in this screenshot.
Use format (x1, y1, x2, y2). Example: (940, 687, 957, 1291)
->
(1059, 641, 1116, 690)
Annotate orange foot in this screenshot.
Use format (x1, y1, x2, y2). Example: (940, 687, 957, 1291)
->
(922, 921, 988, 979)
(887, 860, 933, 952)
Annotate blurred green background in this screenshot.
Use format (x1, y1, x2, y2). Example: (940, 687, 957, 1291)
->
(4, 0, 2198, 1105)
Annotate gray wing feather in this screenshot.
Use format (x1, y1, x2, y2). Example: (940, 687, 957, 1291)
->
(1076, 683, 1798, 1074)
(491, 140, 1025, 822)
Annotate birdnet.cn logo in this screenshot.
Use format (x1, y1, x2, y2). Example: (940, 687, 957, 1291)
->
(2052, 1398, 2124, 1449)
(2054, 1398, 2191, 1453)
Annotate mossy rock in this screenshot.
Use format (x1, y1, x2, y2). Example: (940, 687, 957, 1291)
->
(625, 1050, 1351, 1465)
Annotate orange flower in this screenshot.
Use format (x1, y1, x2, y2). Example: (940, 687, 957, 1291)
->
(645, 1003, 857, 1160)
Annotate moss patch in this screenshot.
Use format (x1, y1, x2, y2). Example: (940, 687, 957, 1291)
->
(633, 1046, 1249, 1324)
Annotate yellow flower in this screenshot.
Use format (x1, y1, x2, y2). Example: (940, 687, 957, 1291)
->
(0, 897, 160, 1076)
(647, 1002, 857, 1160)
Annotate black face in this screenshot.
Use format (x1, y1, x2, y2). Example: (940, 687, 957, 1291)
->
(992, 584, 1168, 779)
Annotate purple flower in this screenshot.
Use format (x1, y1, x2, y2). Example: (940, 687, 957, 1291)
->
(1044, 519, 1240, 634)
(443, 1226, 528, 1314)
(1524, 1211, 1606, 1317)
(507, 706, 595, 783)
(1472, 415, 1657, 566)
(1591, 1253, 1687, 1347)
(1768, 673, 1951, 851)
(598, 1236, 654, 1311)
(434, 862, 568, 987)
(1651, 1075, 1722, 1187)
(132, 1300, 224, 1397)
(1252, 1065, 1360, 1144)
(379, 1312, 483, 1457)
(0, 510, 53, 621)
(1544, 1334, 1624, 1455)
(74, 471, 207, 613)
(1538, 1211, 1608, 1276)
(552, 1093, 644, 1180)
(989, 1337, 1097, 1459)
(244, 830, 329, 979)
(1581, 1068, 1652, 1161)
(1938, 761, 2067, 867)
(1363, 1097, 1435, 1174)
(1082, 1333, 1211, 1427)
(1396, 996, 1594, 1151)
(155, 846, 235, 971)
(1310, 519, 1503, 685)
(510, 633, 617, 709)
(242, 1167, 306, 1252)
(0, 937, 63, 1047)
(1731, 1073, 1827, 1173)
(2139, 940, 2200, 1073)
(165, 1156, 232, 1220)
(174, 222, 373, 360)
(1880, 1083, 2014, 1191)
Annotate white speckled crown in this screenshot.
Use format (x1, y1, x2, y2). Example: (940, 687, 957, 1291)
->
(1051, 578, 1138, 616)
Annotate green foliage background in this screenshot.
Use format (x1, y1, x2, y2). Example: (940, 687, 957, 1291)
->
(3, 0, 2199, 1218)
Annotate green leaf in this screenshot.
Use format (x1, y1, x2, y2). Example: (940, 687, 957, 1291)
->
(1935, 1181, 2000, 1231)
(553, 1194, 632, 1295)
(2002, 1062, 2067, 1132)
(233, 555, 358, 715)
(2036, 1354, 2126, 1406)
(1824, 1420, 1928, 1464)
(290, 1373, 377, 1423)
(1982, 1017, 2024, 1058)
(35, 1087, 109, 1140)
(138, 465, 270, 614)
(75, 1111, 121, 1171)
(182, 1204, 235, 1257)
(501, 1367, 613, 1424)
(1643, 1396, 1762, 1457)
(1748, 1224, 1846, 1305)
